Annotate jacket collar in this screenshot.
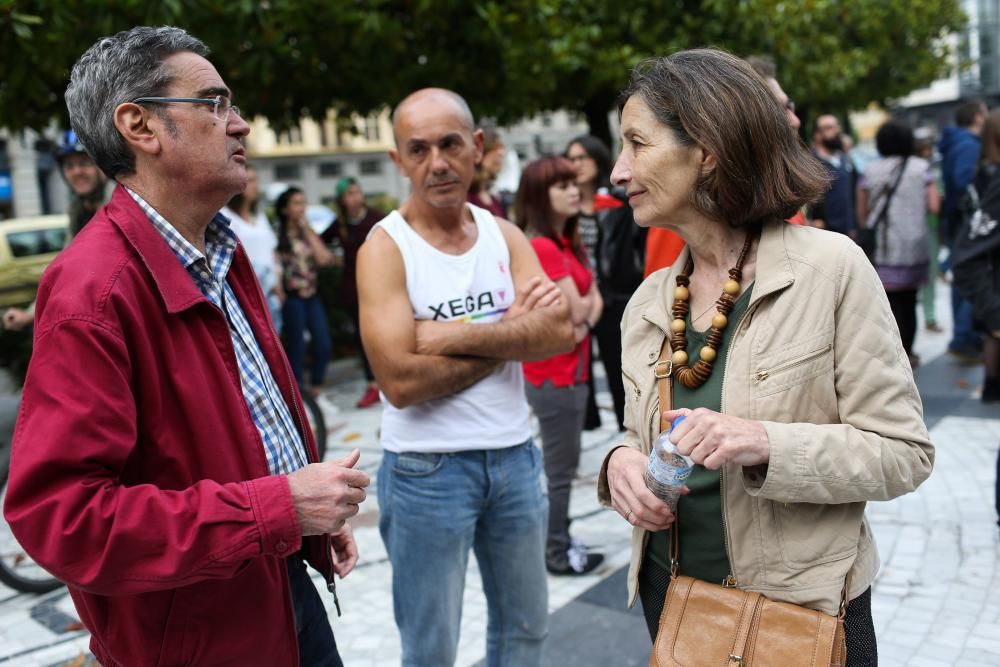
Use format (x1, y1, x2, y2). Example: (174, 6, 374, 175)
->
(104, 184, 209, 314)
(641, 220, 795, 334)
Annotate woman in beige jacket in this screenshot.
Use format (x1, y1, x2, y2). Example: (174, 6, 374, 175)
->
(598, 49, 934, 664)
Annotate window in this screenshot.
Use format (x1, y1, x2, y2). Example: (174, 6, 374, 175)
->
(277, 127, 303, 145)
(319, 162, 342, 178)
(360, 159, 382, 175)
(363, 115, 381, 142)
(541, 113, 553, 127)
(7, 228, 68, 258)
(274, 163, 301, 180)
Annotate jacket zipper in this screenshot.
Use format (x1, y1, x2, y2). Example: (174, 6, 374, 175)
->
(621, 368, 642, 405)
(718, 303, 758, 588)
(267, 323, 342, 616)
(753, 344, 832, 382)
(213, 264, 342, 618)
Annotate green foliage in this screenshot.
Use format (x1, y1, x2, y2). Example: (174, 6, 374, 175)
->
(0, 0, 966, 139)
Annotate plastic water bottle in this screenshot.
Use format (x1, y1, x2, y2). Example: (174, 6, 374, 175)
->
(643, 416, 694, 512)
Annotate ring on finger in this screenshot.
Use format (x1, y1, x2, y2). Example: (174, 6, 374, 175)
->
(625, 508, 633, 523)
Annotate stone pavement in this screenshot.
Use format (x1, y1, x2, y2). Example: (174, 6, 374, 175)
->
(0, 282, 998, 666)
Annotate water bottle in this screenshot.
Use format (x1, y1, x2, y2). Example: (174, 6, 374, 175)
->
(643, 416, 694, 512)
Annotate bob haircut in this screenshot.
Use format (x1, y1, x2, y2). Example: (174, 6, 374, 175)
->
(514, 156, 587, 263)
(619, 48, 829, 227)
(875, 121, 914, 158)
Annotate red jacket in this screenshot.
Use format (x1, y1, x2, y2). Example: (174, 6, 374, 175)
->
(3, 186, 331, 666)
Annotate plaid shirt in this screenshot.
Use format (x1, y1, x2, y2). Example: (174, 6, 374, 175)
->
(126, 188, 307, 475)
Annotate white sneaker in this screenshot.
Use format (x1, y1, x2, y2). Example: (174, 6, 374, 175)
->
(314, 394, 341, 423)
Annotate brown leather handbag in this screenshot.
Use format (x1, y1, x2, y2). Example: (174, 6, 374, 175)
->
(647, 341, 848, 667)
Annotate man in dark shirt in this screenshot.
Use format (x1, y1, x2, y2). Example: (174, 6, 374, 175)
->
(940, 100, 987, 359)
(809, 114, 857, 235)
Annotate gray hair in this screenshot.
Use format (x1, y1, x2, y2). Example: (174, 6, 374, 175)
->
(65, 26, 209, 179)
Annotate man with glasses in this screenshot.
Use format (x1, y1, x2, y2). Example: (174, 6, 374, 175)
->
(809, 114, 858, 235)
(3, 26, 367, 667)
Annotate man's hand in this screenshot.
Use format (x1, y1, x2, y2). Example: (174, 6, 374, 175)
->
(286, 449, 370, 536)
(412, 275, 565, 357)
(663, 408, 770, 470)
(413, 320, 454, 356)
(503, 276, 563, 320)
(607, 446, 685, 532)
(330, 523, 358, 578)
(2, 308, 34, 332)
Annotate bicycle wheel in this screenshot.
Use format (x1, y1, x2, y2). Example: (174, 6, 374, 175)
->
(298, 392, 328, 462)
(0, 449, 64, 594)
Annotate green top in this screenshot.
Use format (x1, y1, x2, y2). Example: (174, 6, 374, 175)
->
(646, 283, 754, 584)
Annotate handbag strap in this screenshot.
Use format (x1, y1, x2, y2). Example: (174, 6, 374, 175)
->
(654, 336, 680, 578)
(653, 332, 854, 615)
(871, 156, 909, 232)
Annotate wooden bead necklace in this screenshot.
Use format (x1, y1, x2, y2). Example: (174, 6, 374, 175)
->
(669, 232, 754, 389)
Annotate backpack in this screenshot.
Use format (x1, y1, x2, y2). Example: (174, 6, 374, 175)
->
(594, 201, 647, 302)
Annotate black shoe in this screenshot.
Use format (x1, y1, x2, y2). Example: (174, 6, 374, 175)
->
(547, 552, 604, 576)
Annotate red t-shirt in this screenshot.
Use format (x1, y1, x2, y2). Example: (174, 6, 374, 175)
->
(523, 236, 592, 387)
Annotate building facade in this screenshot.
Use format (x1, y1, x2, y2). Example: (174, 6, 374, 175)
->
(247, 109, 591, 208)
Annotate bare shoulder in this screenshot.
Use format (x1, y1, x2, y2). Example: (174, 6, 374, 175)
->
(358, 226, 401, 265)
(494, 216, 534, 258)
(357, 227, 405, 290)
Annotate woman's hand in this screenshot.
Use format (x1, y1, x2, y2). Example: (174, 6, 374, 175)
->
(663, 408, 770, 470)
(607, 446, 686, 531)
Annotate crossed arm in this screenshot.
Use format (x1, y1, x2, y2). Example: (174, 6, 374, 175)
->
(411, 219, 575, 361)
(356, 219, 574, 409)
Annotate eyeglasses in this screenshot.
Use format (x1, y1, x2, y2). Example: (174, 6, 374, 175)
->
(131, 95, 242, 122)
(566, 154, 590, 163)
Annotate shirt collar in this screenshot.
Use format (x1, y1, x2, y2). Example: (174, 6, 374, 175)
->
(124, 187, 238, 271)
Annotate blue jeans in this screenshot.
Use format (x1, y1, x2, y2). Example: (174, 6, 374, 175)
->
(950, 284, 982, 352)
(287, 555, 344, 667)
(378, 440, 549, 667)
(283, 294, 332, 387)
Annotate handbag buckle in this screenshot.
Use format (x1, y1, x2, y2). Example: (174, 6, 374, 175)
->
(729, 656, 744, 666)
(653, 359, 673, 379)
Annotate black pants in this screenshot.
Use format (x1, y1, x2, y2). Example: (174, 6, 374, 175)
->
(593, 297, 629, 431)
(638, 558, 878, 666)
(886, 289, 918, 356)
(288, 555, 344, 667)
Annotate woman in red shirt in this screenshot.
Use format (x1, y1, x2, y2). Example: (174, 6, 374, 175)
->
(516, 156, 605, 575)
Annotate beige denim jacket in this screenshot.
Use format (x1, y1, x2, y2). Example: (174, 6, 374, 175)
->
(597, 220, 934, 616)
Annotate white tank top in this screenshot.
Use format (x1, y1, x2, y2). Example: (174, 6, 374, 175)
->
(372, 204, 532, 453)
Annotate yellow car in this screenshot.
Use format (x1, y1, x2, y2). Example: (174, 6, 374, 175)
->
(0, 215, 70, 309)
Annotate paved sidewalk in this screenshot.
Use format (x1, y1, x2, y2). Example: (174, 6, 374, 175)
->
(1, 282, 998, 666)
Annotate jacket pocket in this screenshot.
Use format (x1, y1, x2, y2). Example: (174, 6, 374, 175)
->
(769, 500, 860, 572)
(753, 342, 833, 398)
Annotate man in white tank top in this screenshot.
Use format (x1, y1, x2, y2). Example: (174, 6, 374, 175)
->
(357, 88, 575, 667)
